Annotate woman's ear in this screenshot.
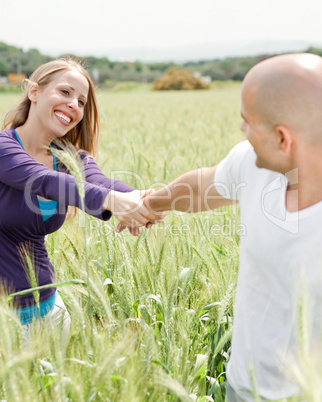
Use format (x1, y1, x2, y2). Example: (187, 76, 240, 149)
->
(28, 83, 39, 103)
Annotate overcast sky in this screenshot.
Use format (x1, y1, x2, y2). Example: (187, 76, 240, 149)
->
(1, 0, 322, 61)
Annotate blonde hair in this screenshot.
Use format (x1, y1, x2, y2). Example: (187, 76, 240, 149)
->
(2, 58, 99, 156)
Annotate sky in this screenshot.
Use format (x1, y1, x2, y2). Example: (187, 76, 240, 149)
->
(1, 0, 322, 61)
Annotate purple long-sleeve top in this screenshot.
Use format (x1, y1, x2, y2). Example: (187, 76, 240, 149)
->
(0, 127, 134, 307)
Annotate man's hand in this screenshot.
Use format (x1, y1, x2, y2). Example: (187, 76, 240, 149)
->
(104, 189, 166, 236)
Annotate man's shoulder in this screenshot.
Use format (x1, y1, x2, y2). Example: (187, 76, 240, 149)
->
(218, 140, 256, 176)
(226, 140, 254, 161)
(215, 140, 278, 194)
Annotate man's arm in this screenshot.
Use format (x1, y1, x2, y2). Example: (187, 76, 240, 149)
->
(144, 165, 235, 213)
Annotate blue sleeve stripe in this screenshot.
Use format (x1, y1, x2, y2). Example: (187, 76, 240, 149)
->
(17, 290, 58, 324)
(15, 130, 58, 222)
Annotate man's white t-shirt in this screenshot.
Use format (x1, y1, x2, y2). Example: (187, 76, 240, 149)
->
(214, 141, 322, 401)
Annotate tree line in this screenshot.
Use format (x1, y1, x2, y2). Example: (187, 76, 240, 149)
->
(0, 41, 321, 84)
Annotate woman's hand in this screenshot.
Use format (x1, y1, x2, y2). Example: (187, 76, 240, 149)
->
(109, 189, 167, 236)
(103, 190, 163, 235)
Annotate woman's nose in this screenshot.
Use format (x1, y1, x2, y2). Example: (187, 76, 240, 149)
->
(68, 98, 78, 110)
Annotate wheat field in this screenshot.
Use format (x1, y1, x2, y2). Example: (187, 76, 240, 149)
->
(1, 86, 317, 402)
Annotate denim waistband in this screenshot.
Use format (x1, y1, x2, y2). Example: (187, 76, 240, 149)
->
(17, 290, 58, 325)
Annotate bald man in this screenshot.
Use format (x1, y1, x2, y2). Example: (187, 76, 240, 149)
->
(143, 53, 322, 401)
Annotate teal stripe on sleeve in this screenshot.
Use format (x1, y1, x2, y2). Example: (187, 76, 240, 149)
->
(15, 131, 58, 222)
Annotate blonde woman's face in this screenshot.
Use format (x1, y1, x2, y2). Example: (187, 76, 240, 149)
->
(30, 68, 89, 139)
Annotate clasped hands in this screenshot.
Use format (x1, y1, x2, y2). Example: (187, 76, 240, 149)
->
(103, 189, 165, 236)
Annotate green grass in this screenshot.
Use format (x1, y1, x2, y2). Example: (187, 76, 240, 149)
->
(1, 86, 313, 401)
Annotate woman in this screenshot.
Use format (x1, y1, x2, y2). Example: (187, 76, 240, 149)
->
(0, 58, 157, 332)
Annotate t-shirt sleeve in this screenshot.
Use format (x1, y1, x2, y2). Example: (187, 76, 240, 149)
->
(0, 134, 111, 220)
(214, 140, 253, 201)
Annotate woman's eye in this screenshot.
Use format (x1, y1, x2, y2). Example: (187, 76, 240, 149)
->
(61, 89, 69, 95)
(78, 99, 85, 107)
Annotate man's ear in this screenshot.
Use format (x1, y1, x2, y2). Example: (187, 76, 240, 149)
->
(28, 83, 39, 103)
(274, 125, 294, 155)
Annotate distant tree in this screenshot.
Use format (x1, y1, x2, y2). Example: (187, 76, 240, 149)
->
(306, 47, 322, 57)
(22, 48, 52, 76)
(204, 67, 228, 81)
(96, 57, 111, 69)
(149, 62, 176, 72)
(0, 60, 9, 76)
(153, 68, 210, 90)
(0, 42, 18, 54)
(96, 69, 111, 83)
(134, 61, 142, 72)
(230, 67, 246, 81)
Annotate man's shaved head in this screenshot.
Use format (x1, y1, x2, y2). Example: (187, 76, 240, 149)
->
(243, 53, 322, 145)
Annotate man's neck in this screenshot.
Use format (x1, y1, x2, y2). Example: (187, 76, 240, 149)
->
(285, 151, 322, 212)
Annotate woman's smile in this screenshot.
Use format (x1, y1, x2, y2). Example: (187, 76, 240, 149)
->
(54, 110, 72, 125)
